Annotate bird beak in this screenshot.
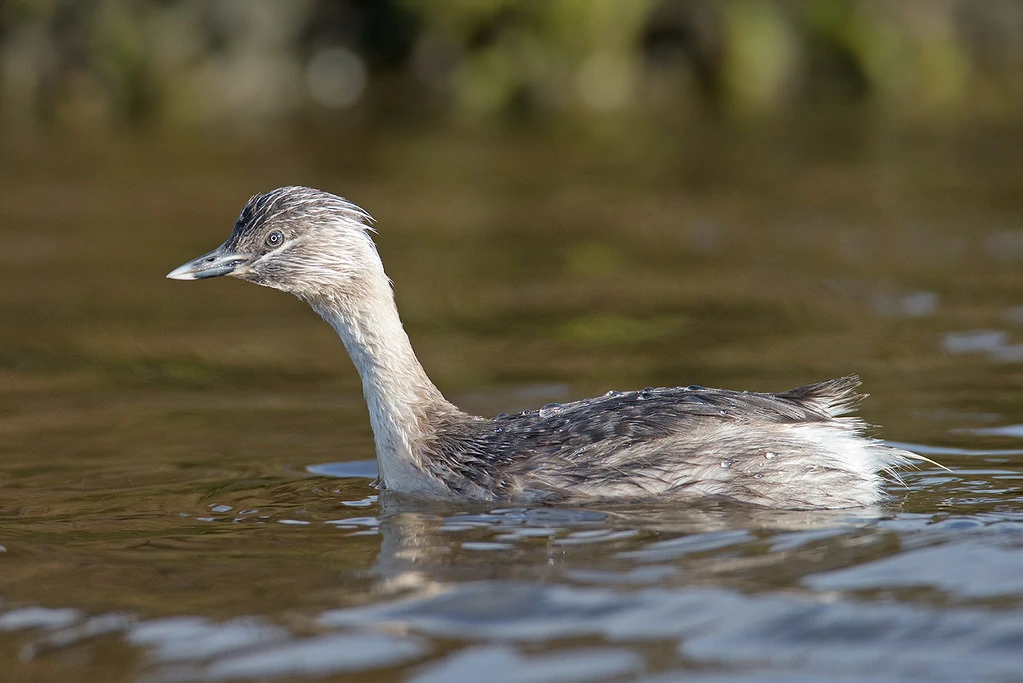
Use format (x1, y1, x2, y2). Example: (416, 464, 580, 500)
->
(166, 244, 249, 281)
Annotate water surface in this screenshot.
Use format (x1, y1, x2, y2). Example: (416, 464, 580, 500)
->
(2, 124, 1023, 681)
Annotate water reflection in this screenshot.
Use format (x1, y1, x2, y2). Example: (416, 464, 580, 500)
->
(2, 469, 1023, 680)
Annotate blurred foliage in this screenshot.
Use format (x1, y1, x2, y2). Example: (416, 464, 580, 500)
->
(1, 0, 1022, 132)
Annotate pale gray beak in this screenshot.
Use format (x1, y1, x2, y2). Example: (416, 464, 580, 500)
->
(167, 244, 248, 280)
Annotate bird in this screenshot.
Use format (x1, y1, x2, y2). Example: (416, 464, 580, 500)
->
(167, 186, 937, 509)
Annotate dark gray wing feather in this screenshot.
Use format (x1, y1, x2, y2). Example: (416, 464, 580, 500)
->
(424, 376, 875, 502)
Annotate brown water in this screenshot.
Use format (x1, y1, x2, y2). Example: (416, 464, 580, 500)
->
(2, 122, 1023, 681)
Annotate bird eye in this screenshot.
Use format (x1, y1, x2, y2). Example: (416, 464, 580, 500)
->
(265, 230, 284, 247)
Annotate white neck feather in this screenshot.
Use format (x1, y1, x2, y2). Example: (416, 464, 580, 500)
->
(308, 266, 455, 494)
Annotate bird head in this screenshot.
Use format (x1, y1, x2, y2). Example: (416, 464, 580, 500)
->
(167, 186, 380, 303)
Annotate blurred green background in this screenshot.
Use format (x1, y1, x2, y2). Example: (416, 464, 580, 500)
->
(3, 0, 1023, 408)
(3, 0, 1022, 133)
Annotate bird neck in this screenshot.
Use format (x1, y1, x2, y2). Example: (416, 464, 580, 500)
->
(308, 273, 457, 492)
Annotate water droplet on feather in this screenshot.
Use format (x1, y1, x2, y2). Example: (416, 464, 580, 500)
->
(539, 403, 564, 418)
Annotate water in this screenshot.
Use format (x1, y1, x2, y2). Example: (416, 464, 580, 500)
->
(2, 123, 1023, 681)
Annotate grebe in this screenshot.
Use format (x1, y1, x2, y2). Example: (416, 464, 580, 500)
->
(167, 186, 934, 509)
